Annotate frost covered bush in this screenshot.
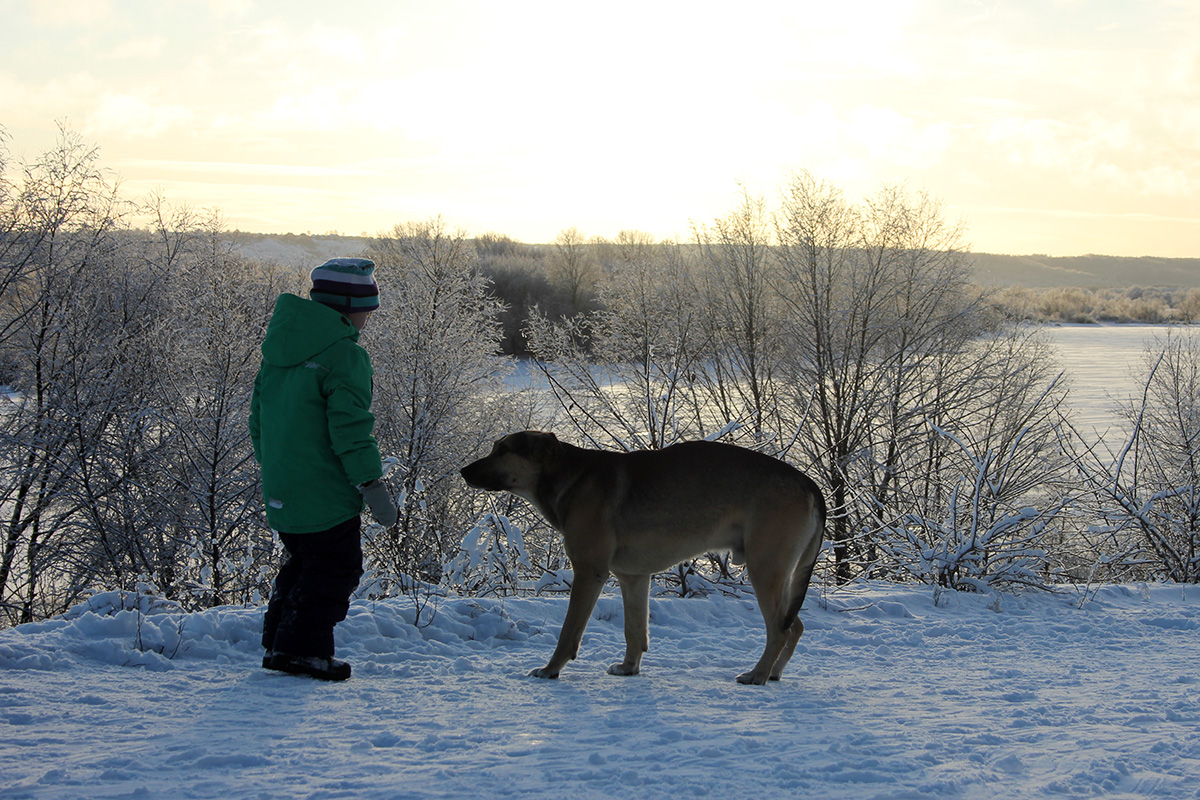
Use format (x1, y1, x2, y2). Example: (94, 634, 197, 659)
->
(442, 514, 532, 597)
(361, 218, 523, 589)
(882, 421, 1070, 592)
(872, 341, 1076, 591)
(1078, 333, 1200, 584)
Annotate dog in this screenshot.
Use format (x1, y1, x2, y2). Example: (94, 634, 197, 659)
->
(459, 431, 825, 684)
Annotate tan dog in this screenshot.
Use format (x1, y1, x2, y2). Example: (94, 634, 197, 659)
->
(460, 431, 825, 684)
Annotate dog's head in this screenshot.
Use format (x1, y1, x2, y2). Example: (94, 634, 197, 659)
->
(460, 431, 561, 497)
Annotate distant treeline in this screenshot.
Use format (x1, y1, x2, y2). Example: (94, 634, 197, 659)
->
(231, 232, 1200, 351)
(992, 285, 1200, 325)
(469, 240, 1200, 338)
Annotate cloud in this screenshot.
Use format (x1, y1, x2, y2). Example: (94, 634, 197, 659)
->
(104, 36, 168, 60)
(0, 71, 103, 127)
(116, 159, 365, 178)
(1134, 165, 1192, 198)
(27, 0, 111, 25)
(203, 0, 252, 18)
(847, 105, 953, 169)
(85, 93, 193, 138)
(978, 112, 1197, 200)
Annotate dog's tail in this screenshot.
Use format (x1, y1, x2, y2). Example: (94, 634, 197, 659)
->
(782, 480, 827, 632)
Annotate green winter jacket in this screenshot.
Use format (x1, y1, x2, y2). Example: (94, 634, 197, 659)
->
(249, 293, 384, 533)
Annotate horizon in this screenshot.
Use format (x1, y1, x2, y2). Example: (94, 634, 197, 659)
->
(228, 228, 1200, 261)
(2, 0, 1198, 259)
(230, 229, 1200, 262)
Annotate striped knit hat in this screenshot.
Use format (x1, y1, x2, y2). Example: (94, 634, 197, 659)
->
(310, 257, 380, 313)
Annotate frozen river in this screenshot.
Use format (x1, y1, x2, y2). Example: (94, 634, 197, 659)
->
(507, 324, 1192, 446)
(1042, 323, 1191, 437)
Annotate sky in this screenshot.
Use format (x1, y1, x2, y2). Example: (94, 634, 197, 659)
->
(1, 0, 1197, 257)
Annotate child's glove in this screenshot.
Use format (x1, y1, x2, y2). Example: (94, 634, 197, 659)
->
(358, 479, 398, 527)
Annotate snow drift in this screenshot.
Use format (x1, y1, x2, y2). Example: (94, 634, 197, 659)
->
(2, 583, 1198, 799)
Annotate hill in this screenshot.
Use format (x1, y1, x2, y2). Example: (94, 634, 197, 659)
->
(970, 253, 1200, 288)
(226, 232, 1199, 289)
(227, 231, 369, 268)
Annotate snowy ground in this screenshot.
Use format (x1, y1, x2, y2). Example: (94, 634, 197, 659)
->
(2, 582, 1198, 800)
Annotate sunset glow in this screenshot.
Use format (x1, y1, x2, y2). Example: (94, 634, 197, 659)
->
(2, 0, 1197, 256)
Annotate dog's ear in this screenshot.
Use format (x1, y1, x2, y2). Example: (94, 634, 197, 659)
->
(500, 430, 561, 459)
(531, 432, 563, 469)
(514, 430, 559, 458)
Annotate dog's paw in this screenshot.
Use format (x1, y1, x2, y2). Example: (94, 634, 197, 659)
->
(606, 662, 640, 676)
(736, 670, 770, 685)
(528, 667, 559, 679)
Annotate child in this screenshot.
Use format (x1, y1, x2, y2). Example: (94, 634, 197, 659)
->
(250, 257, 397, 681)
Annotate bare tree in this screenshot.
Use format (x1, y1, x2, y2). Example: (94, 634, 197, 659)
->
(145, 212, 292, 608)
(0, 127, 136, 622)
(526, 235, 710, 451)
(693, 191, 787, 446)
(772, 172, 1050, 584)
(772, 172, 881, 582)
(550, 226, 599, 315)
(363, 218, 513, 589)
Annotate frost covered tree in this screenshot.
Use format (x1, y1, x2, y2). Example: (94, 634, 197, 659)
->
(0, 128, 142, 622)
(550, 226, 599, 315)
(143, 208, 295, 608)
(772, 172, 1068, 586)
(362, 218, 513, 589)
(693, 191, 787, 446)
(771, 174, 943, 581)
(521, 176, 1074, 592)
(0, 127, 308, 621)
(1080, 332, 1200, 583)
(0, 126, 31, 347)
(526, 233, 710, 451)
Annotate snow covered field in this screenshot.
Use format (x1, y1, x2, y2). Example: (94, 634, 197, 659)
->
(2, 582, 1198, 799)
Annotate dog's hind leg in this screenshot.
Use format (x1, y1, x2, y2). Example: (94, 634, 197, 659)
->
(769, 617, 804, 681)
(739, 513, 824, 686)
(738, 551, 795, 685)
(738, 588, 790, 685)
(769, 523, 824, 680)
(608, 573, 651, 676)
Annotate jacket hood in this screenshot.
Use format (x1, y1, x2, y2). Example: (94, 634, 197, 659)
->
(261, 293, 360, 367)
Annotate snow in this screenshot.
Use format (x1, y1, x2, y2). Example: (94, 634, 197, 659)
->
(2, 584, 1199, 799)
(1042, 324, 1168, 436)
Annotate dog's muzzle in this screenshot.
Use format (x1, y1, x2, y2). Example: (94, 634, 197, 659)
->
(460, 459, 503, 491)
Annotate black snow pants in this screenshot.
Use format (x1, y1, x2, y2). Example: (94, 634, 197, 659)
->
(262, 515, 364, 658)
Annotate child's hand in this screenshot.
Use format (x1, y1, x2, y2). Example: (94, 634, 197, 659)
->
(358, 479, 398, 527)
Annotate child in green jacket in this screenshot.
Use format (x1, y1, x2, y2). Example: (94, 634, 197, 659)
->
(250, 257, 397, 681)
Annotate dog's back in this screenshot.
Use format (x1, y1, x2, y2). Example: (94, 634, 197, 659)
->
(620, 440, 819, 505)
(606, 440, 824, 576)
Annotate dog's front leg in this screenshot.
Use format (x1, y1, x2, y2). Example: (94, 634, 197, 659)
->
(608, 573, 650, 676)
(529, 566, 607, 679)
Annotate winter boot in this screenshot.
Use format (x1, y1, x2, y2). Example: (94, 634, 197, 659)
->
(267, 652, 352, 681)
